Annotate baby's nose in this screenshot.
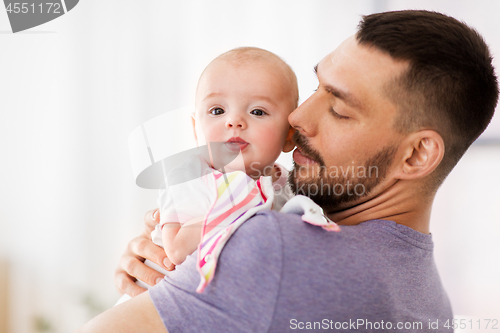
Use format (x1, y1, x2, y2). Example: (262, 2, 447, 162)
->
(225, 116, 247, 129)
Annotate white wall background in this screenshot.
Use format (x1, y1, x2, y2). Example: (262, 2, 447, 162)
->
(0, 1, 499, 332)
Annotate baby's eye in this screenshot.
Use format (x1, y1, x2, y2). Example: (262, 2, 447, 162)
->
(210, 107, 225, 116)
(250, 109, 267, 116)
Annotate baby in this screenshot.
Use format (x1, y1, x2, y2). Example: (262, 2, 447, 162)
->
(155, 47, 299, 268)
(116, 47, 299, 303)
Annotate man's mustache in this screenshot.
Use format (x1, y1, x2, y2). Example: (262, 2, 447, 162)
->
(292, 131, 325, 167)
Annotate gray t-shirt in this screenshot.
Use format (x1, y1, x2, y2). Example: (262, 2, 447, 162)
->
(149, 210, 453, 332)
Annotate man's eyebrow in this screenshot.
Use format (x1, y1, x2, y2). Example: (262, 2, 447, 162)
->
(313, 63, 362, 110)
(323, 85, 362, 109)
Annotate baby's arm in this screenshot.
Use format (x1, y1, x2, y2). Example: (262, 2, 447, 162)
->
(161, 219, 203, 265)
(159, 156, 215, 265)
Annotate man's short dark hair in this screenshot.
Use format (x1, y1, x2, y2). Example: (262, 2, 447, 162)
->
(356, 10, 498, 187)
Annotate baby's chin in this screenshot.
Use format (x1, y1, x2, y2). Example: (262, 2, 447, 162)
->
(221, 164, 262, 179)
(222, 163, 247, 174)
(245, 163, 277, 179)
(210, 154, 276, 180)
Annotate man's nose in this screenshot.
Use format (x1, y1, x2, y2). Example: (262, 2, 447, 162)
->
(288, 93, 319, 137)
(225, 114, 247, 129)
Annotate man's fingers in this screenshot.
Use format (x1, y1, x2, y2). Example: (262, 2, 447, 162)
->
(144, 208, 160, 234)
(114, 234, 171, 297)
(114, 208, 168, 298)
(131, 237, 169, 268)
(127, 236, 175, 270)
(121, 255, 165, 290)
(114, 271, 147, 297)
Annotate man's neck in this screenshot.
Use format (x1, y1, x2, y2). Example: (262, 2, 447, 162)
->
(326, 180, 434, 234)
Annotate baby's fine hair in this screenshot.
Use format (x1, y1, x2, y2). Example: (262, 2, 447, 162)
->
(198, 47, 299, 109)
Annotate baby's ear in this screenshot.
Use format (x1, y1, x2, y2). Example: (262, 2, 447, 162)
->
(191, 113, 198, 143)
(282, 127, 295, 153)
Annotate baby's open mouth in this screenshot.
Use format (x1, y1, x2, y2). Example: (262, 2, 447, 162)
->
(225, 137, 249, 151)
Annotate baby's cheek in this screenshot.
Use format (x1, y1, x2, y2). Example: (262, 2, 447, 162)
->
(265, 134, 286, 159)
(198, 123, 222, 145)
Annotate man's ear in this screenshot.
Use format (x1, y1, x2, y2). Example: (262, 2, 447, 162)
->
(282, 127, 295, 153)
(395, 130, 445, 180)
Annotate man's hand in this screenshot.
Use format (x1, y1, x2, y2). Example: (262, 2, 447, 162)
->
(114, 209, 175, 297)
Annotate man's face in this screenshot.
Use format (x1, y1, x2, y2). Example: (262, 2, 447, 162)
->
(288, 36, 408, 213)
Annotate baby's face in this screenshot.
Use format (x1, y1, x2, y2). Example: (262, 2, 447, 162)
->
(194, 58, 295, 178)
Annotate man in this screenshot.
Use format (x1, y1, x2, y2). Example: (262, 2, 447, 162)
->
(76, 10, 498, 332)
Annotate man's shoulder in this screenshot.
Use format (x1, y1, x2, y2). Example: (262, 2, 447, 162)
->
(221, 211, 298, 262)
(231, 210, 340, 248)
(236, 209, 303, 232)
(237, 211, 397, 249)
(235, 210, 356, 248)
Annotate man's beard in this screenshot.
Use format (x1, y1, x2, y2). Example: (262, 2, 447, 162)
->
(288, 131, 397, 212)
